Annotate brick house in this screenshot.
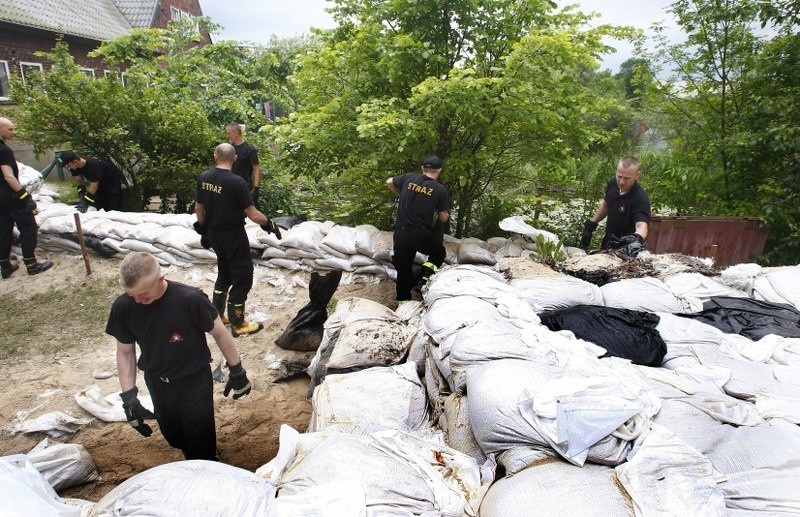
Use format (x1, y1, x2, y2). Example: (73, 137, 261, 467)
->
(0, 0, 209, 102)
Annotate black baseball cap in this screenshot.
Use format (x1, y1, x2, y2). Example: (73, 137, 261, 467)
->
(422, 155, 443, 169)
(59, 150, 78, 165)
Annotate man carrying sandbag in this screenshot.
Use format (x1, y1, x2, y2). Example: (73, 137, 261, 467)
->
(386, 155, 451, 305)
(106, 251, 252, 461)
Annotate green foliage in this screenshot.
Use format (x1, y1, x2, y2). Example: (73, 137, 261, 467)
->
(531, 234, 566, 267)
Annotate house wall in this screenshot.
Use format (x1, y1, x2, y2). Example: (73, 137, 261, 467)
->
(153, 0, 211, 44)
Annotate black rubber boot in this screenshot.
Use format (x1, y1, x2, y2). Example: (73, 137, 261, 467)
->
(1, 259, 18, 280)
(212, 290, 229, 324)
(24, 258, 53, 276)
(227, 302, 263, 337)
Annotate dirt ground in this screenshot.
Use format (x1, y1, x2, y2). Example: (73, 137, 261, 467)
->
(0, 251, 397, 502)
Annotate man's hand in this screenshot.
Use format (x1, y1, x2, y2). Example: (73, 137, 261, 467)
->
(617, 233, 645, 247)
(192, 221, 206, 235)
(260, 219, 282, 240)
(224, 362, 252, 400)
(83, 191, 97, 208)
(119, 387, 156, 437)
(580, 220, 598, 249)
(14, 188, 37, 212)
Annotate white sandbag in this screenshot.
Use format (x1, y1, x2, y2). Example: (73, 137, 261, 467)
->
(152, 225, 198, 252)
(280, 221, 326, 253)
(354, 224, 380, 257)
(479, 460, 633, 517)
(663, 272, 747, 312)
(268, 258, 307, 271)
(18, 161, 44, 191)
(127, 222, 163, 243)
(259, 425, 482, 516)
(38, 236, 81, 253)
(0, 455, 79, 517)
(262, 247, 287, 259)
(425, 265, 511, 304)
(601, 277, 686, 313)
(752, 266, 800, 310)
(718, 262, 763, 295)
(92, 460, 277, 516)
(424, 295, 501, 354)
(271, 481, 367, 517)
(74, 385, 154, 422)
(467, 358, 655, 466)
(457, 243, 497, 266)
(284, 247, 321, 260)
(371, 231, 394, 262)
(119, 238, 162, 254)
(320, 224, 359, 255)
(350, 254, 380, 267)
(38, 215, 76, 234)
(315, 256, 355, 272)
(354, 264, 389, 277)
(498, 215, 560, 245)
(440, 394, 486, 466)
(26, 439, 99, 492)
(99, 238, 129, 256)
(79, 220, 119, 239)
(615, 424, 726, 517)
(8, 412, 93, 438)
(511, 275, 604, 311)
(309, 363, 429, 434)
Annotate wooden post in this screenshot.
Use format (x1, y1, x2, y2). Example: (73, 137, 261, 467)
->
(73, 212, 92, 275)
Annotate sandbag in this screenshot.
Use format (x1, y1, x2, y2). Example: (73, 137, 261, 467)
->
(457, 243, 497, 266)
(679, 296, 800, 340)
(511, 275, 604, 311)
(91, 460, 277, 516)
(0, 455, 79, 517)
(540, 305, 668, 367)
(752, 266, 800, 310)
(440, 394, 486, 466)
(275, 270, 342, 351)
(601, 277, 687, 313)
(26, 439, 99, 492)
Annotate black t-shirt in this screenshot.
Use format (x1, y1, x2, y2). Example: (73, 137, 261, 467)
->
(196, 167, 254, 231)
(231, 142, 259, 186)
(105, 281, 217, 379)
(0, 140, 19, 199)
(603, 178, 651, 240)
(70, 157, 122, 187)
(392, 173, 450, 229)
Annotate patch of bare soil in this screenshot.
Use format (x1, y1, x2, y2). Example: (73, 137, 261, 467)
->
(0, 252, 396, 501)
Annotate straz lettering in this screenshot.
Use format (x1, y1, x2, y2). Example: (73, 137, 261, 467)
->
(407, 182, 433, 196)
(202, 182, 222, 194)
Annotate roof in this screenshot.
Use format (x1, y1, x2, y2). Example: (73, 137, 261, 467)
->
(0, 0, 158, 41)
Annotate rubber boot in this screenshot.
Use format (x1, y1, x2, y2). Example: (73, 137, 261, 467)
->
(228, 302, 263, 337)
(1, 259, 18, 280)
(212, 290, 229, 325)
(24, 257, 53, 276)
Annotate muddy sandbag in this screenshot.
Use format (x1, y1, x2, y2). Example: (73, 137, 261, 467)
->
(678, 296, 800, 340)
(275, 270, 343, 351)
(539, 305, 667, 367)
(0, 455, 79, 517)
(26, 439, 99, 492)
(91, 461, 277, 515)
(457, 243, 497, 266)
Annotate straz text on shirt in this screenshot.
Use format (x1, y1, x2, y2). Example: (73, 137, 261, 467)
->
(407, 182, 433, 196)
(201, 182, 222, 194)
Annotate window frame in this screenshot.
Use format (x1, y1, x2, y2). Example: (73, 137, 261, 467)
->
(0, 60, 10, 100)
(19, 62, 44, 83)
(79, 67, 96, 79)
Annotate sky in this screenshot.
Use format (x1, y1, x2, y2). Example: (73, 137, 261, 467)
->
(200, 0, 679, 72)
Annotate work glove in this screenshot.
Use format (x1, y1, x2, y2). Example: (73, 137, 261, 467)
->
(119, 387, 156, 437)
(83, 191, 97, 208)
(192, 221, 207, 235)
(616, 233, 645, 247)
(580, 220, 598, 249)
(200, 235, 211, 249)
(224, 362, 252, 400)
(260, 219, 282, 240)
(76, 184, 87, 199)
(14, 188, 37, 212)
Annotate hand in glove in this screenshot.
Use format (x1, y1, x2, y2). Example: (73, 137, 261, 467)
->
(224, 362, 252, 400)
(14, 188, 37, 212)
(119, 387, 157, 437)
(192, 221, 207, 235)
(83, 190, 97, 208)
(200, 235, 211, 249)
(580, 220, 598, 249)
(260, 219, 282, 240)
(617, 233, 645, 247)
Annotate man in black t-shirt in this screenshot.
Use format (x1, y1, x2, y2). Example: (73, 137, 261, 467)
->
(226, 123, 261, 206)
(59, 150, 123, 212)
(581, 156, 651, 256)
(195, 143, 279, 337)
(106, 252, 252, 461)
(0, 116, 53, 278)
(387, 155, 451, 304)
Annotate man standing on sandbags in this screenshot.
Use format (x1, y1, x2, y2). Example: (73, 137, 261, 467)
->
(59, 150, 123, 212)
(194, 143, 281, 337)
(106, 251, 252, 461)
(0, 116, 53, 278)
(580, 156, 651, 255)
(226, 123, 262, 207)
(387, 155, 451, 305)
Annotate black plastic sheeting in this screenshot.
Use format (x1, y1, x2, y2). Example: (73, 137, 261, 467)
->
(539, 305, 667, 367)
(678, 296, 800, 340)
(58, 232, 117, 257)
(274, 269, 343, 352)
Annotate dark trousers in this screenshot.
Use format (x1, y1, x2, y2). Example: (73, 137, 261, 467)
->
(392, 226, 446, 301)
(95, 184, 122, 211)
(0, 203, 38, 260)
(209, 227, 254, 305)
(144, 366, 217, 461)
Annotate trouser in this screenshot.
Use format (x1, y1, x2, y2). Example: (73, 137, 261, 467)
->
(0, 203, 38, 261)
(208, 227, 254, 305)
(95, 185, 122, 211)
(392, 225, 446, 301)
(144, 366, 217, 461)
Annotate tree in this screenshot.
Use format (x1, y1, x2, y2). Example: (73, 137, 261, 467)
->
(268, 0, 635, 237)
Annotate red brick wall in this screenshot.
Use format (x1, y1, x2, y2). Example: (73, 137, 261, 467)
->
(153, 0, 211, 44)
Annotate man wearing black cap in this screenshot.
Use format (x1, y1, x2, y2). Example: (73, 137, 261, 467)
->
(59, 151, 123, 212)
(386, 155, 451, 305)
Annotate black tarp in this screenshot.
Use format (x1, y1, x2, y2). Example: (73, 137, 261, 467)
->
(274, 269, 342, 352)
(678, 296, 800, 340)
(539, 305, 667, 367)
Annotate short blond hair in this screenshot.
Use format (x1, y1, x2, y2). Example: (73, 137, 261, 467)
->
(119, 252, 160, 288)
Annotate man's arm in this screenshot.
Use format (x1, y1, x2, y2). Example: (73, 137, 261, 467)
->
(590, 200, 609, 223)
(437, 210, 450, 223)
(251, 164, 261, 191)
(73, 175, 86, 187)
(386, 178, 400, 196)
(194, 202, 205, 226)
(116, 341, 138, 392)
(87, 180, 100, 195)
(1, 164, 22, 192)
(244, 205, 269, 226)
(634, 221, 649, 240)
(208, 316, 243, 366)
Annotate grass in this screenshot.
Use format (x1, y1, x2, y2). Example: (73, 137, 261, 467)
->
(0, 276, 119, 363)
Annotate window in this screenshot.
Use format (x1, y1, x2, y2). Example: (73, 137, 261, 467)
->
(170, 6, 182, 20)
(120, 72, 130, 87)
(19, 62, 43, 83)
(80, 68, 95, 79)
(104, 69, 114, 78)
(0, 61, 10, 100)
